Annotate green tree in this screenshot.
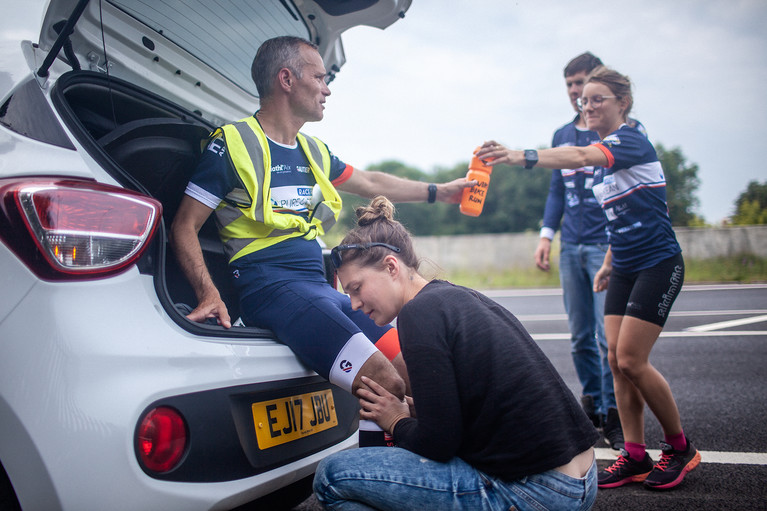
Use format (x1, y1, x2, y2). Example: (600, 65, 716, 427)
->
(656, 144, 700, 226)
(732, 181, 767, 225)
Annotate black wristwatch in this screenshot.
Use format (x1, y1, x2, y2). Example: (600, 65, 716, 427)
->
(523, 149, 538, 169)
(427, 183, 437, 203)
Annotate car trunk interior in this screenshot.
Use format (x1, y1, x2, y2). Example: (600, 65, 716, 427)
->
(51, 70, 252, 330)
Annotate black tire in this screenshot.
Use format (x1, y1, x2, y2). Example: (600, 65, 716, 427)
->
(0, 461, 22, 511)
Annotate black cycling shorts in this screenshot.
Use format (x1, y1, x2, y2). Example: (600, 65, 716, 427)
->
(604, 253, 685, 327)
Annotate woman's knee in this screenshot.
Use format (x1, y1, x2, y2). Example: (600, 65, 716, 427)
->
(614, 353, 646, 382)
(313, 454, 348, 504)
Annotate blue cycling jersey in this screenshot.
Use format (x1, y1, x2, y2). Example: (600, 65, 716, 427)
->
(592, 124, 681, 272)
(542, 115, 647, 245)
(185, 124, 351, 292)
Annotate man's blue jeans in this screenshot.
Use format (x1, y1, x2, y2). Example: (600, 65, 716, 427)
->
(314, 447, 597, 511)
(558, 242, 615, 416)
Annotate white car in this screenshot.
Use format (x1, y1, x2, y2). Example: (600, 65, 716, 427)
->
(0, 1, 411, 509)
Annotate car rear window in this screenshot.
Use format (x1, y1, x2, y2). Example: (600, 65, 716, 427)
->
(108, 0, 310, 96)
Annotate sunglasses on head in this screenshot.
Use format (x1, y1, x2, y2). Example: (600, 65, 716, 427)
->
(330, 242, 401, 269)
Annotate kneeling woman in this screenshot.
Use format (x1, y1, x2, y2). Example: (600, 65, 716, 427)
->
(313, 196, 598, 511)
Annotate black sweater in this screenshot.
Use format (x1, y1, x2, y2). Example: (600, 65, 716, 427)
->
(393, 280, 599, 481)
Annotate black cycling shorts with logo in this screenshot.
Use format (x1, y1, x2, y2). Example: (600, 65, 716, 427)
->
(604, 252, 685, 327)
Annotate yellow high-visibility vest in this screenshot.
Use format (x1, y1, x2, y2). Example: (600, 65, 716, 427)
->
(213, 116, 342, 262)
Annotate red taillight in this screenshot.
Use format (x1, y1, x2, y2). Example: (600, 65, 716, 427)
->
(137, 407, 187, 473)
(0, 178, 162, 280)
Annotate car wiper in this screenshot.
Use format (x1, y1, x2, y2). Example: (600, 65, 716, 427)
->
(37, 0, 91, 82)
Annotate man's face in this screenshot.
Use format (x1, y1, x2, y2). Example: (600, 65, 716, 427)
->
(565, 71, 588, 114)
(290, 45, 331, 122)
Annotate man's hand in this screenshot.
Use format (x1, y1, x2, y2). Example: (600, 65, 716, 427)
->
(435, 177, 477, 204)
(170, 196, 232, 328)
(186, 292, 232, 328)
(535, 238, 552, 271)
(357, 376, 411, 433)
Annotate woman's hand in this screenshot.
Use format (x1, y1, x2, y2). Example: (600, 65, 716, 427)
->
(405, 395, 416, 418)
(357, 376, 411, 433)
(593, 248, 613, 293)
(475, 140, 521, 167)
(593, 264, 612, 292)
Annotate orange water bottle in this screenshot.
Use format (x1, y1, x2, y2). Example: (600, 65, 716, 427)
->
(460, 148, 493, 216)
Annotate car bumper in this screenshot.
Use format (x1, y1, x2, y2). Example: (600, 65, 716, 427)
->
(0, 246, 357, 510)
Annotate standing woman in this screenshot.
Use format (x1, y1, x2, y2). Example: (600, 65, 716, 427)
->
(314, 196, 599, 510)
(476, 66, 700, 491)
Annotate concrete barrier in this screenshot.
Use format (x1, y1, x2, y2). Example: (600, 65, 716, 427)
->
(412, 225, 767, 272)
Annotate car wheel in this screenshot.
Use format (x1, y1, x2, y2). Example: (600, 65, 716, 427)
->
(0, 462, 21, 511)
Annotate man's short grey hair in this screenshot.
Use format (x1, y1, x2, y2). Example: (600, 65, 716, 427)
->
(251, 36, 319, 99)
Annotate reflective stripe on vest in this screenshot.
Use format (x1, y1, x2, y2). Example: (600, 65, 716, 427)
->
(214, 116, 342, 262)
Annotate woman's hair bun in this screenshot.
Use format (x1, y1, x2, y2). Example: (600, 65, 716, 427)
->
(355, 195, 395, 227)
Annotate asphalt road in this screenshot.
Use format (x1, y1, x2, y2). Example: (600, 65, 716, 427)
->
(285, 283, 767, 511)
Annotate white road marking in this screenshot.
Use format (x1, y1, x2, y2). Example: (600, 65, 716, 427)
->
(686, 314, 767, 332)
(532, 330, 767, 341)
(480, 283, 767, 298)
(595, 447, 767, 465)
(517, 310, 767, 322)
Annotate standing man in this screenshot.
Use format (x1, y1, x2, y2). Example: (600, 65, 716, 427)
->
(535, 52, 637, 450)
(171, 36, 473, 446)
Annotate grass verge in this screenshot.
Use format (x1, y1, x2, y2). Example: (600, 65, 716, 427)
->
(440, 254, 767, 290)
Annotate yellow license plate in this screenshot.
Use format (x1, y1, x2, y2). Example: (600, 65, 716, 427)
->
(252, 389, 338, 449)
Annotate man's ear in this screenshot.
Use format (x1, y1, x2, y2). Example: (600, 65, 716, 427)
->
(277, 68, 293, 90)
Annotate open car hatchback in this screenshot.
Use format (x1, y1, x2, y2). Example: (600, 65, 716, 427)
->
(0, 0, 411, 509)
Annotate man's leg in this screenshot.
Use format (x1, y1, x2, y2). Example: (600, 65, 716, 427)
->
(242, 280, 402, 391)
(241, 280, 405, 446)
(341, 299, 409, 395)
(584, 244, 613, 414)
(342, 301, 406, 446)
(559, 242, 602, 426)
(584, 244, 623, 449)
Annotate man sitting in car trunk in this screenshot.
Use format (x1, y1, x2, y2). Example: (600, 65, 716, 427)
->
(170, 36, 473, 446)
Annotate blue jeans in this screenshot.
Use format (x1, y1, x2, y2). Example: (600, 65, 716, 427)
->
(558, 242, 615, 415)
(313, 447, 597, 511)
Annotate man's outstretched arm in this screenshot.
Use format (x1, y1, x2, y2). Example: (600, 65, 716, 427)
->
(337, 168, 474, 204)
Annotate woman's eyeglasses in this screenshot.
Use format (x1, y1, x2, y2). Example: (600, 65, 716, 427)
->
(330, 243, 401, 268)
(576, 95, 617, 111)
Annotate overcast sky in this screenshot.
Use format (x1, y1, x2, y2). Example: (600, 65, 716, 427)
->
(310, 0, 767, 224)
(4, 1, 765, 224)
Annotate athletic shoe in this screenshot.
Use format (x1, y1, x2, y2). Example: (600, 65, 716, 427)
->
(644, 439, 701, 490)
(598, 449, 654, 488)
(603, 407, 625, 451)
(581, 395, 601, 429)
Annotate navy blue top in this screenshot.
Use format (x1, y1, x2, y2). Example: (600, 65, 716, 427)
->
(542, 115, 646, 245)
(184, 118, 352, 295)
(592, 124, 681, 272)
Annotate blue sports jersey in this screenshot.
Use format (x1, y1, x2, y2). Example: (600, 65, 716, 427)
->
(542, 116, 607, 244)
(542, 116, 647, 244)
(185, 122, 352, 295)
(592, 124, 681, 272)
